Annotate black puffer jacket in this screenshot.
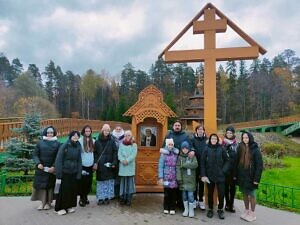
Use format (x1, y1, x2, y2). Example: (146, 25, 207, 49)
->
(33, 138, 60, 189)
(201, 143, 230, 183)
(94, 134, 118, 181)
(191, 134, 207, 168)
(223, 138, 238, 174)
(55, 140, 82, 180)
(236, 132, 263, 190)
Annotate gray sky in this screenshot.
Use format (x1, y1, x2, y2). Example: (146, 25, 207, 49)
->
(0, 0, 299, 76)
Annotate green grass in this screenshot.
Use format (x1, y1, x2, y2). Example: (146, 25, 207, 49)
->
(58, 132, 99, 143)
(261, 157, 300, 188)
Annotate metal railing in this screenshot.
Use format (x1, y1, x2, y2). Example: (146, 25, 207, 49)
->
(0, 171, 299, 211)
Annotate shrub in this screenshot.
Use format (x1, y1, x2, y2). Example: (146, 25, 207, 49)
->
(262, 155, 284, 169)
(261, 142, 286, 157)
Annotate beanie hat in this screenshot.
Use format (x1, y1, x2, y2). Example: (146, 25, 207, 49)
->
(68, 130, 80, 139)
(42, 126, 57, 136)
(165, 138, 174, 146)
(226, 126, 235, 133)
(181, 141, 190, 150)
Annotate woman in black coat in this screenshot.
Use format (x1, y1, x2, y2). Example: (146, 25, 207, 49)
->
(31, 126, 60, 210)
(222, 126, 238, 213)
(54, 130, 82, 215)
(201, 133, 230, 220)
(93, 124, 118, 205)
(236, 131, 263, 222)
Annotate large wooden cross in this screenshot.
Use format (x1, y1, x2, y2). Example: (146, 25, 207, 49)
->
(159, 2, 266, 134)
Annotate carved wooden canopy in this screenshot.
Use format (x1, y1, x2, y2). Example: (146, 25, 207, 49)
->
(123, 85, 177, 125)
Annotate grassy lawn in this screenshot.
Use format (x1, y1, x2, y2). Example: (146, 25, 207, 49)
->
(58, 132, 99, 143)
(261, 157, 300, 188)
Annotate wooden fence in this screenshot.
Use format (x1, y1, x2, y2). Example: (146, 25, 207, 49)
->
(0, 118, 131, 151)
(221, 114, 300, 130)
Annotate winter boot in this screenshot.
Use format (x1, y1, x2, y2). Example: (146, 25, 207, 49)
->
(188, 202, 195, 218)
(182, 201, 188, 217)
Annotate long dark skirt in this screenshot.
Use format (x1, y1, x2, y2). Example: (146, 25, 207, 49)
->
(55, 173, 78, 211)
(78, 166, 93, 200)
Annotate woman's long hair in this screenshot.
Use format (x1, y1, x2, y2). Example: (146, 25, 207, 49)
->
(81, 125, 94, 152)
(239, 132, 253, 168)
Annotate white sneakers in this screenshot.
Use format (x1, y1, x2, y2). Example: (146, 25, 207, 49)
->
(240, 209, 249, 219)
(199, 201, 206, 210)
(37, 203, 51, 210)
(56, 208, 75, 215)
(37, 205, 44, 210)
(241, 209, 256, 222)
(57, 209, 67, 215)
(169, 210, 176, 215)
(244, 210, 256, 222)
(67, 208, 75, 213)
(163, 210, 175, 215)
(43, 204, 51, 210)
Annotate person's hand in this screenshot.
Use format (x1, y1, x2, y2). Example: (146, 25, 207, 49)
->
(48, 167, 55, 173)
(93, 163, 98, 171)
(201, 176, 207, 182)
(37, 164, 43, 170)
(253, 181, 258, 185)
(122, 160, 128, 165)
(188, 151, 195, 158)
(158, 178, 163, 185)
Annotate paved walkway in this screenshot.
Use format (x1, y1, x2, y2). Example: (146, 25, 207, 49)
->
(0, 194, 299, 225)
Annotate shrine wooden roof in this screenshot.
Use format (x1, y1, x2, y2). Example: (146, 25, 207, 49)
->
(123, 85, 176, 123)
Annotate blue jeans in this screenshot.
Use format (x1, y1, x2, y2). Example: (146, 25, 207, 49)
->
(182, 191, 194, 203)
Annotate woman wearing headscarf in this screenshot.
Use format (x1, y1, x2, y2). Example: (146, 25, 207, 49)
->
(118, 130, 137, 206)
(54, 130, 82, 215)
(31, 126, 60, 210)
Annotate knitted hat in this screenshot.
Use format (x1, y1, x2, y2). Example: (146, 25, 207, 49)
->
(181, 141, 190, 150)
(226, 126, 235, 133)
(42, 126, 57, 136)
(165, 138, 174, 146)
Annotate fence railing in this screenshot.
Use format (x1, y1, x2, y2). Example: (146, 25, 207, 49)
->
(222, 114, 300, 130)
(0, 172, 299, 210)
(0, 118, 131, 151)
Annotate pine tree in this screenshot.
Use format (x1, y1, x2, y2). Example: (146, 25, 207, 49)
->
(4, 113, 42, 174)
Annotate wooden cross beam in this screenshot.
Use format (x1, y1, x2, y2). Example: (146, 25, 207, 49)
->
(159, 3, 266, 134)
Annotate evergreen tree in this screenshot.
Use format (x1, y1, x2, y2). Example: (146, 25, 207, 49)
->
(44, 60, 57, 102)
(27, 64, 42, 87)
(0, 54, 13, 84)
(225, 60, 238, 122)
(4, 113, 42, 174)
(237, 60, 249, 121)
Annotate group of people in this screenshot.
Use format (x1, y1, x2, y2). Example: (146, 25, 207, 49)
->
(158, 120, 263, 222)
(31, 124, 137, 216)
(31, 120, 263, 222)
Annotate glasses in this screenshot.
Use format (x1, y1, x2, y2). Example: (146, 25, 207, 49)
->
(47, 132, 54, 134)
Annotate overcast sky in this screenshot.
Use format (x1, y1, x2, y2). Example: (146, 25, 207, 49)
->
(0, 0, 299, 76)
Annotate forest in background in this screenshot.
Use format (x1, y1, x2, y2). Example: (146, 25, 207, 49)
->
(0, 49, 299, 124)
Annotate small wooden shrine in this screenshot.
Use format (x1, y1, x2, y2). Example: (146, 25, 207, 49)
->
(123, 84, 176, 192)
